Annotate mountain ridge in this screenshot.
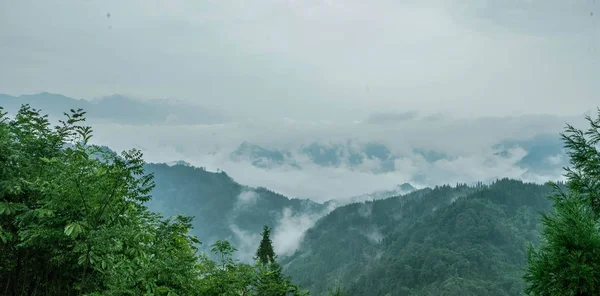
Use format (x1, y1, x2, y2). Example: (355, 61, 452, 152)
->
(282, 179, 560, 296)
(0, 92, 225, 125)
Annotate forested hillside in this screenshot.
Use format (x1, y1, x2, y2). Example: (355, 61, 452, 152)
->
(283, 180, 558, 296)
(144, 162, 329, 256)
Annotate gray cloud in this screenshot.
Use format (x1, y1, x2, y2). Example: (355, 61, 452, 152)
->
(366, 111, 419, 125)
(1, 0, 599, 121)
(1, 0, 598, 201)
(78, 111, 588, 201)
(0, 93, 226, 125)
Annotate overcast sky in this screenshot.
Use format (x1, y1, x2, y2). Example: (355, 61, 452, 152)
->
(1, 0, 600, 199)
(1, 0, 599, 121)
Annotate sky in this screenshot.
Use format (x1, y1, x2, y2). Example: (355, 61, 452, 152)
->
(1, 0, 599, 200)
(1, 0, 599, 121)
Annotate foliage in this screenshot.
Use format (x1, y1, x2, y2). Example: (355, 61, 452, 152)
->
(283, 180, 556, 296)
(197, 237, 309, 296)
(256, 225, 276, 265)
(524, 109, 600, 295)
(524, 196, 600, 295)
(0, 104, 307, 295)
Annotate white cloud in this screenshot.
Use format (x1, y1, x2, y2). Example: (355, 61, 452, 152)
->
(363, 227, 383, 244)
(228, 223, 261, 263)
(83, 112, 584, 201)
(545, 154, 565, 166)
(237, 190, 259, 206)
(272, 208, 318, 257)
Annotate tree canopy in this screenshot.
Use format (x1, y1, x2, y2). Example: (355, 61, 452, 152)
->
(524, 109, 600, 295)
(0, 105, 308, 295)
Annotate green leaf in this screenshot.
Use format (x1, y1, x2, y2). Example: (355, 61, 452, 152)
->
(34, 208, 54, 218)
(0, 202, 25, 215)
(78, 253, 87, 265)
(0, 226, 11, 243)
(64, 222, 84, 238)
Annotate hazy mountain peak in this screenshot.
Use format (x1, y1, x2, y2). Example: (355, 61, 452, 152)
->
(398, 183, 416, 192)
(166, 160, 192, 167)
(0, 92, 225, 125)
(230, 142, 293, 169)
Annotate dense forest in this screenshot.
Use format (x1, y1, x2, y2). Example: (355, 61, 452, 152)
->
(1, 103, 599, 295)
(284, 180, 557, 295)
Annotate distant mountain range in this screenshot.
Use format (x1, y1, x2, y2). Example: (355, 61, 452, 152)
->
(228, 137, 568, 178)
(0, 92, 225, 124)
(493, 133, 567, 174)
(1, 92, 569, 180)
(229, 141, 444, 173)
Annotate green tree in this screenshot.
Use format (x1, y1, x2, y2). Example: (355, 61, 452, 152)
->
(524, 108, 600, 295)
(254, 262, 308, 296)
(198, 240, 255, 296)
(256, 225, 276, 265)
(0, 105, 202, 295)
(251, 225, 308, 296)
(524, 195, 600, 295)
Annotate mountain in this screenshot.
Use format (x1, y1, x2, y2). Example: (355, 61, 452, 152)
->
(282, 179, 558, 296)
(230, 142, 297, 169)
(339, 183, 418, 204)
(143, 162, 330, 260)
(0, 92, 224, 124)
(493, 134, 567, 174)
(227, 136, 566, 179)
(301, 141, 396, 173)
(228, 140, 398, 173)
(166, 160, 192, 167)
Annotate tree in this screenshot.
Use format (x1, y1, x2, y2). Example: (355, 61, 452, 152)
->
(524, 108, 600, 295)
(256, 225, 276, 265)
(561, 109, 600, 217)
(251, 225, 308, 296)
(0, 105, 202, 295)
(198, 240, 255, 296)
(254, 262, 308, 296)
(524, 195, 600, 295)
(327, 280, 345, 296)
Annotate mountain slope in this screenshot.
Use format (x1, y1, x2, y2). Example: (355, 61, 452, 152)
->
(143, 163, 329, 259)
(283, 179, 557, 296)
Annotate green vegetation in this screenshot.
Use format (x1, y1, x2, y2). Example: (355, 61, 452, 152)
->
(281, 109, 600, 296)
(2, 102, 598, 296)
(256, 226, 277, 265)
(0, 105, 307, 295)
(143, 162, 327, 255)
(283, 180, 557, 296)
(524, 109, 600, 295)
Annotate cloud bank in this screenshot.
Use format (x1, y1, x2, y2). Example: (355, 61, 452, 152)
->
(82, 110, 591, 202)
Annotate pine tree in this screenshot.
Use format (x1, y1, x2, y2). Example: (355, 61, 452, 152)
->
(524, 108, 600, 295)
(256, 225, 276, 265)
(252, 225, 308, 295)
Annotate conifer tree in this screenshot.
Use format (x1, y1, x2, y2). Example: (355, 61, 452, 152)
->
(256, 225, 276, 265)
(524, 108, 600, 295)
